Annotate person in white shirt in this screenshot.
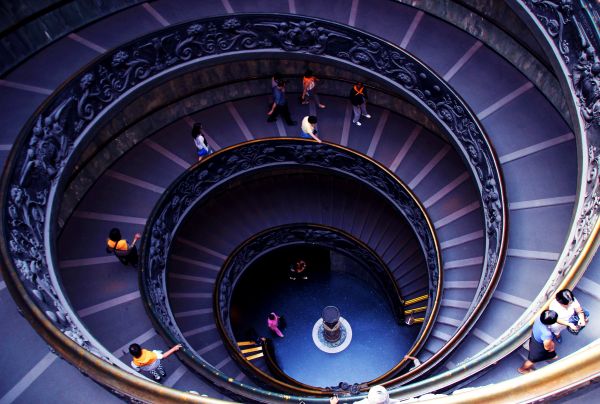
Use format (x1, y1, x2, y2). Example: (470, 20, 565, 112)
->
(300, 115, 322, 143)
(191, 123, 212, 161)
(548, 289, 589, 343)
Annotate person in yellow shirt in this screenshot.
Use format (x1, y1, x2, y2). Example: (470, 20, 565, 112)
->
(106, 228, 141, 267)
(129, 343, 182, 382)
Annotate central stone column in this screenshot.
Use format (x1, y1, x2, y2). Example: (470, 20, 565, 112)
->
(322, 306, 341, 342)
(312, 306, 352, 353)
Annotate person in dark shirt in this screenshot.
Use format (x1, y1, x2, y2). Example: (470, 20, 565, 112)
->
(349, 82, 372, 126)
(289, 259, 308, 280)
(267, 79, 296, 126)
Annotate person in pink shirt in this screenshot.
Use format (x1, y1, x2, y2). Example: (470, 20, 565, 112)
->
(267, 312, 284, 338)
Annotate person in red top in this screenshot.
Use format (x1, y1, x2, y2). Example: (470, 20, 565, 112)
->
(289, 259, 308, 280)
(106, 228, 141, 267)
(349, 82, 372, 126)
(302, 69, 326, 109)
(129, 343, 182, 382)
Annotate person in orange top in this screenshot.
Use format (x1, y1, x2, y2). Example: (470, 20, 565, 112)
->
(106, 228, 141, 267)
(302, 69, 326, 109)
(129, 343, 182, 382)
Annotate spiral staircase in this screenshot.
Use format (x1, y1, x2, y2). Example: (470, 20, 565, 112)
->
(1, 0, 599, 403)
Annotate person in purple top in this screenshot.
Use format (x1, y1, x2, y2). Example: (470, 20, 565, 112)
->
(518, 310, 558, 374)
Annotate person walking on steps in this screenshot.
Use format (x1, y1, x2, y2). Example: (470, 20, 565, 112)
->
(518, 310, 559, 374)
(289, 259, 308, 280)
(300, 115, 322, 142)
(548, 289, 589, 343)
(191, 122, 212, 161)
(268, 79, 297, 126)
(349, 82, 371, 126)
(106, 228, 140, 267)
(267, 312, 285, 338)
(302, 69, 326, 109)
(129, 343, 182, 382)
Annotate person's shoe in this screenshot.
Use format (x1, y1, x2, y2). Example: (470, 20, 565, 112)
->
(517, 367, 533, 375)
(302, 276, 308, 280)
(318, 104, 326, 109)
(363, 114, 372, 119)
(554, 334, 562, 343)
(567, 327, 579, 335)
(355, 121, 362, 126)
(153, 374, 162, 382)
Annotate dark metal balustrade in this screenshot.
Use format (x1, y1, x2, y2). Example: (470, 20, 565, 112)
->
(140, 139, 441, 399)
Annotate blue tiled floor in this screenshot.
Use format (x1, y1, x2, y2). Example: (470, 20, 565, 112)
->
(231, 251, 420, 387)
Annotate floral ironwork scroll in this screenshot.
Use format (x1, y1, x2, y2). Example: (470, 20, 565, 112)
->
(484, 0, 600, 346)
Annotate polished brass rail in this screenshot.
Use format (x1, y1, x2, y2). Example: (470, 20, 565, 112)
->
(405, 294, 429, 306)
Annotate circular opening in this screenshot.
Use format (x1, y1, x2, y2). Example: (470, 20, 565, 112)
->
(158, 143, 437, 391)
(230, 244, 420, 387)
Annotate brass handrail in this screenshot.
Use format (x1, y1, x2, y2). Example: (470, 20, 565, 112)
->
(259, 338, 324, 393)
(419, 341, 600, 403)
(405, 295, 429, 306)
(0, 247, 230, 404)
(368, 195, 600, 402)
(404, 307, 427, 315)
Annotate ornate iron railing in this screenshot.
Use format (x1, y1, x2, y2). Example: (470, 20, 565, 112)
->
(140, 139, 442, 398)
(0, 12, 507, 402)
(459, 0, 600, 359)
(374, 0, 600, 401)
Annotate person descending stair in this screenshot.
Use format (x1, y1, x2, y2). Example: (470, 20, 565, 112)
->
(349, 82, 371, 126)
(267, 312, 285, 338)
(267, 79, 297, 126)
(191, 122, 213, 162)
(129, 343, 182, 382)
(301, 69, 326, 109)
(518, 310, 559, 374)
(300, 115, 322, 142)
(106, 228, 141, 267)
(289, 259, 309, 280)
(548, 289, 590, 343)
